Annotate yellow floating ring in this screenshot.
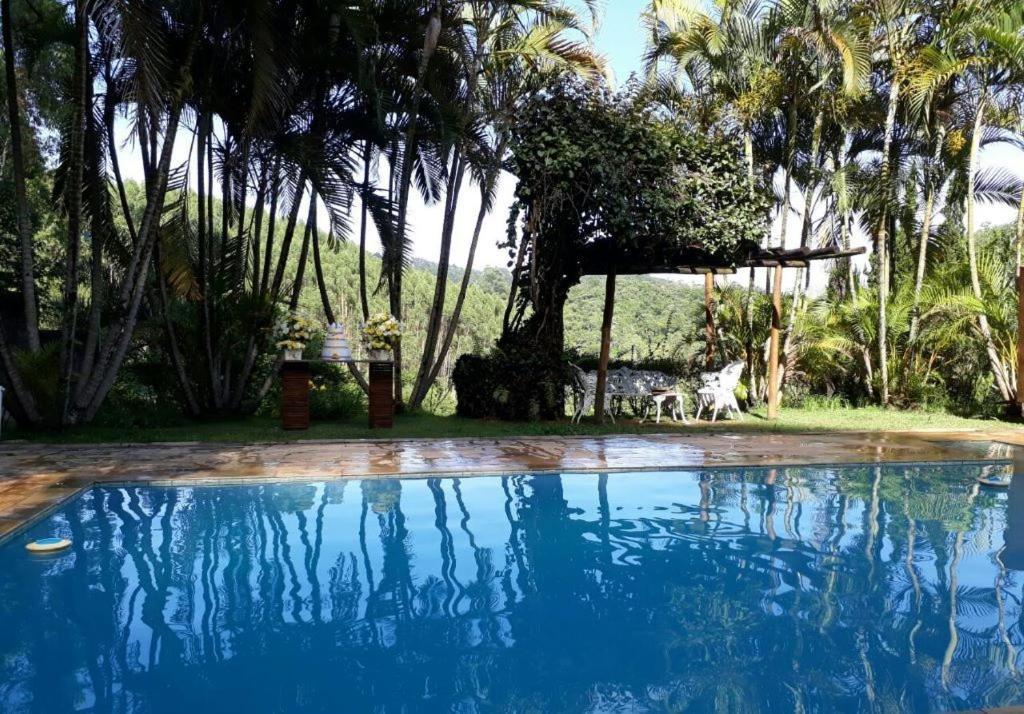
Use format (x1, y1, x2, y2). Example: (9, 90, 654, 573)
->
(25, 537, 72, 553)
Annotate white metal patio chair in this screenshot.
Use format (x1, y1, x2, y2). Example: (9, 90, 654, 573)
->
(694, 361, 744, 422)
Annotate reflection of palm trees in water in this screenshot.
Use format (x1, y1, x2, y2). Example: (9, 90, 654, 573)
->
(4, 463, 1024, 712)
(427, 478, 465, 616)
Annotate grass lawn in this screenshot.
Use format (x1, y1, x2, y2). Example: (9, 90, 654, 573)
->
(4, 407, 1015, 444)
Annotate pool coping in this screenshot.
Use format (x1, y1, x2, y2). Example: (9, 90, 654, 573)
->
(1, 430, 1021, 547)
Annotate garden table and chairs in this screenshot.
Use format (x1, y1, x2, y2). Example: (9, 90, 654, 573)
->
(570, 365, 687, 424)
(569, 362, 745, 424)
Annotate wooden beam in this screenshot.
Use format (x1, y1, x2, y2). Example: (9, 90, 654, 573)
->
(594, 270, 616, 423)
(704, 272, 716, 368)
(767, 264, 783, 419)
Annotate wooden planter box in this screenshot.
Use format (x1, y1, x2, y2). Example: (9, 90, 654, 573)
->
(280, 361, 311, 430)
(368, 361, 394, 429)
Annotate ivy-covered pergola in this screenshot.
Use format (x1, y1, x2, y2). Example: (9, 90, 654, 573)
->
(458, 79, 867, 423)
(578, 242, 865, 420)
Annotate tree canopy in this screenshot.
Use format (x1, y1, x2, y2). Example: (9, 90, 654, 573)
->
(503, 78, 770, 345)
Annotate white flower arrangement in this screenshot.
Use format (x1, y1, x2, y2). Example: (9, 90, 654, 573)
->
(275, 314, 316, 352)
(361, 313, 401, 351)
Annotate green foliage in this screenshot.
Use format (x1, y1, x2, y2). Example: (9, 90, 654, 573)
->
(781, 225, 1020, 416)
(452, 341, 571, 421)
(91, 367, 189, 430)
(509, 78, 770, 267)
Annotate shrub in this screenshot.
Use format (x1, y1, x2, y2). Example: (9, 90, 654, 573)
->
(92, 363, 187, 429)
(453, 344, 571, 421)
(309, 365, 365, 420)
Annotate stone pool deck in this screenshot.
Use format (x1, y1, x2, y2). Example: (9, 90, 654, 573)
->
(1, 429, 1022, 539)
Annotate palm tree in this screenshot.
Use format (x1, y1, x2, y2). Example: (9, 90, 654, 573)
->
(0, 0, 205, 425)
(910, 0, 1024, 403)
(644, 0, 776, 399)
(859, 0, 924, 406)
(1, 0, 40, 352)
(408, 0, 604, 409)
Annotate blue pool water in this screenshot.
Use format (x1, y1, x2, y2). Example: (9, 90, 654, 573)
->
(2, 463, 1024, 712)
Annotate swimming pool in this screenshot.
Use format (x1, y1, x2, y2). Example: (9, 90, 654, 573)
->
(1, 462, 1022, 712)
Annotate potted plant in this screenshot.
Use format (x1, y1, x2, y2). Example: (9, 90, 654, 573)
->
(275, 314, 315, 361)
(361, 313, 401, 361)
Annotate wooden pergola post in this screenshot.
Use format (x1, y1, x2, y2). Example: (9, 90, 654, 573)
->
(594, 269, 617, 422)
(767, 264, 783, 419)
(704, 272, 716, 368)
(1018, 267, 1024, 417)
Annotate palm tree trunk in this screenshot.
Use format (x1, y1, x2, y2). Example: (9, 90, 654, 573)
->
(58, 1, 90, 424)
(269, 173, 308, 299)
(1017, 157, 1024, 273)
(784, 110, 824, 349)
(250, 163, 268, 294)
(219, 135, 231, 265)
(0, 320, 40, 423)
(358, 141, 372, 320)
(260, 157, 280, 298)
(798, 110, 824, 291)
(770, 101, 798, 407)
(311, 197, 333, 325)
(77, 81, 106, 394)
(411, 148, 466, 408)
(778, 102, 798, 253)
(288, 201, 316, 311)
(196, 113, 221, 410)
(965, 93, 1014, 402)
(2, 0, 40, 352)
(875, 79, 900, 406)
(79, 104, 186, 422)
(836, 135, 857, 297)
(105, 66, 137, 245)
(153, 237, 201, 416)
(423, 182, 490, 392)
(909, 125, 945, 345)
(389, 12, 441, 412)
(743, 128, 758, 405)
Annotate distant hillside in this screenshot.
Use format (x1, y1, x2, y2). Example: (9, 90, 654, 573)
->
(563, 275, 705, 361)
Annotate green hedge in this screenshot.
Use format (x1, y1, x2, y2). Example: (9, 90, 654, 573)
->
(453, 346, 571, 421)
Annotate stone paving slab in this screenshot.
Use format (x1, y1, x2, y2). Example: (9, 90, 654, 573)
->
(0, 429, 1020, 539)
